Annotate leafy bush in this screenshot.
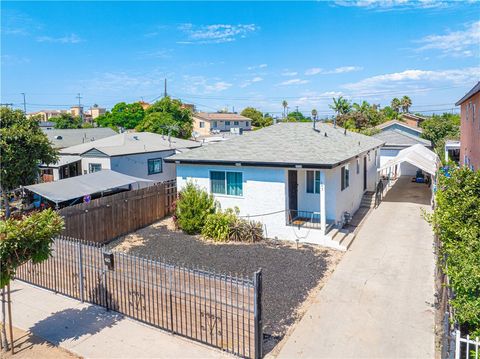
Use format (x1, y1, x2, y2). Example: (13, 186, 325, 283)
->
(202, 209, 237, 242)
(427, 167, 480, 336)
(175, 182, 216, 234)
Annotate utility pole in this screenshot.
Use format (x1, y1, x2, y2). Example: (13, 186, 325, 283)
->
(21, 93, 26, 113)
(295, 106, 299, 112)
(164, 78, 167, 98)
(76, 93, 83, 120)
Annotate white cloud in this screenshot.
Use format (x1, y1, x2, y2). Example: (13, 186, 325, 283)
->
(305, 68, 323, 75)
(414, 21, 480, 57)
(1, 55, 30, 66)
(240, 76, 264, 88)
(37, 33, 83, 44)
(247, 64, 268, 70)
(305, 66, 363, 76)
(343, 67, 480, 94)
(278, 78, 310, 86)
(178, 23, 258, 44)
(281, 71, 298, 77)
(82, 71, 167, 93)
(333, 0, 467, 10)
(137, 49, 172, 59)
(183, 75, 232, 94)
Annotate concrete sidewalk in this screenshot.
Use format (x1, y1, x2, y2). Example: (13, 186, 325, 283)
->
(9, 281, 228, 358)
(276, 177, 436, 358)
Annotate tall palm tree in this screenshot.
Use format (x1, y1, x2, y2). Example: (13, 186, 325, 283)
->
(282, 100, 288, 118)
(329, 97, 351, 128)
(311, 108, 318, 120)
(401, 96, 412, 113)
(391, 98, 401, 113)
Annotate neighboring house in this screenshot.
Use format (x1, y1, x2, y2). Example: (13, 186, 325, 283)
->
(444, 140, 461, 164)
(166, 122, 384, 249)
(455, 81, 480, 171)
(192, 112, 252, 137)
(40, 132, 201, 182)
(28, 109, 68, 121)
(41, 128, 117, 149)
(88, 105, 106, 119)
(39, 121, 56, 130)
(400, 113, 426, 128)
(374, 126, 432, 177)
(375, 119, 423, 137)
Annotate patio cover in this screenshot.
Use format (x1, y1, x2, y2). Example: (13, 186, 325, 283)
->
(379, 144, 439, 176)
(25, 170, 153, 203)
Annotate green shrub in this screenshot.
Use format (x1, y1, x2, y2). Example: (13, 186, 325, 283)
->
(427, 167, 480, 336)
(202, 209, 236, 242)
(175, 182, 216, 234)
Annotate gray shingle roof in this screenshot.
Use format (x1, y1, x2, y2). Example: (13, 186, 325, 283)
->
(166, 122, 384, 168)
(373, 129, 431, 148)
(61, 132, 201, 156)
(42, 128, 117, 148)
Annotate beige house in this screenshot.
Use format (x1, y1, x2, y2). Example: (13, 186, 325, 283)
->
(89, 105, 106, 119)
(28, 109, 68, 121)
(192, 112, 252, 136)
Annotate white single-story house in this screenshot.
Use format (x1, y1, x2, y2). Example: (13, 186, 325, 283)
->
(444, 140, 461, 164)
(166, 122, 384, 249)
(374, 121, 432, 178)
(40, 132, 201, 182)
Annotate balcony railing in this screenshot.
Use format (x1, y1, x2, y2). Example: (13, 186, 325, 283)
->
(286, 210, 322, 229)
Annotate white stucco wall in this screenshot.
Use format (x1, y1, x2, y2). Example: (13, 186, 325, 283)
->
(80, 150, 177, 182)
(110, 150, 177, 182)
(175, 160, 378, 248)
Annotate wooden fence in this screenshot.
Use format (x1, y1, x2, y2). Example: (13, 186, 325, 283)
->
(59, 181, 176, 243)
(16, 236, 262, 359)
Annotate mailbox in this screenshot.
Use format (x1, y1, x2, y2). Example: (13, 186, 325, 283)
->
(103, 252, 114, 270)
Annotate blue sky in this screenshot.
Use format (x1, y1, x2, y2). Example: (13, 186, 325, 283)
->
(2, 1, 479, 117)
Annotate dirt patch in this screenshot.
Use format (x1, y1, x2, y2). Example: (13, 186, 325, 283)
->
(109, 217, 343, 354)
(3, 326, 79, 359)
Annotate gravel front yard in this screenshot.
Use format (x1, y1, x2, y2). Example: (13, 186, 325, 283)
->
(108, 217, 342, 353)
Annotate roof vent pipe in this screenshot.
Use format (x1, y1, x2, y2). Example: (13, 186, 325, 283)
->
(344, 128, 347, 135)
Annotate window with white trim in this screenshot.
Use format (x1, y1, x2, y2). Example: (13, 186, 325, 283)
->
(148, 158, 162, 175)
(199, 121, 205, 128)
(306, 170, 320, 194)
(89, 163, 102, 173)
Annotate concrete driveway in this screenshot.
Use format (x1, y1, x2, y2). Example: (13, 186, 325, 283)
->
(276, 176, 435, 359)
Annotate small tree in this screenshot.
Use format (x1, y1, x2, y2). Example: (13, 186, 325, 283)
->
(51, 113, 83, 129)
(175, 182, 216, 234)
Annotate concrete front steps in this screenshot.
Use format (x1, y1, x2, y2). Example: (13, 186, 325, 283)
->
(360, 191, 376, 209)
(329, 227, 356, 251)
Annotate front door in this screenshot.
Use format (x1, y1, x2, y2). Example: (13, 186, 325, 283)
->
(363, 156, 367, 191)
(288, 170, 298, 211)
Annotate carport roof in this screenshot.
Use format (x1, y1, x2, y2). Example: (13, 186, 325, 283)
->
(379, 144, 439, 176)
(25, 170, 153, 203)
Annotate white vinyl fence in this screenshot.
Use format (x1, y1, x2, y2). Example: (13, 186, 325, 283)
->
(455, 330, 479, 359)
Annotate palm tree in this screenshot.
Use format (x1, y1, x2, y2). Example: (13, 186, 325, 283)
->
(311, 108, 318, 120)
(282, 100, 288, 118)
(329, 96, 351, 116)
(401, 96, 412, 113)
(391, 98, 401, 113)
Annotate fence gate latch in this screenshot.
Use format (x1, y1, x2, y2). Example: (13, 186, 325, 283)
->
(103, 252, 114, 270)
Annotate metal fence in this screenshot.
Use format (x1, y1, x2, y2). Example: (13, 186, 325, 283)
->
(454, 330, 479, 359)
(16, 236, 262, 359)
(286, 209, 321, 229)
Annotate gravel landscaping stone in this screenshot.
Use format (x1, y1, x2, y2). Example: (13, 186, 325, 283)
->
(108, 217, 342, 353)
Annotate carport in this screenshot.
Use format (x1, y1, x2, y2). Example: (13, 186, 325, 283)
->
(378, 144, 439, 202)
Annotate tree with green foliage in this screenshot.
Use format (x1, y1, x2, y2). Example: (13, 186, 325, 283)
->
(391, 98, 401, 113)
(241, 107, 266, 128)
(401, 95, 412, 113)
(420, 113, 460, 149)
(0, 108, 58, 217)
(287, 110, 310, 122)
(96, 102, 145, 130)
(330, 96, 351, 116)
(175, 182, 216, 234)
(427, 167, 480, 337)
(135, 97, 193, 139)
(51, 113, 83, 129)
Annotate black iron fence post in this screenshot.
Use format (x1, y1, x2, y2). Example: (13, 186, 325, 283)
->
(253, 269, 263, 359)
